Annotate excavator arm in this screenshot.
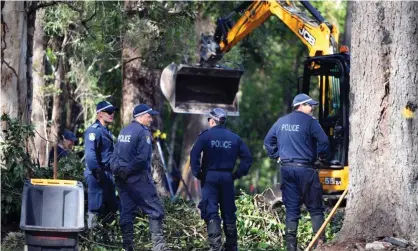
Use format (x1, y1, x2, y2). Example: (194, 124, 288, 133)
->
(202, 0, 338, 66)
(160, 0, 339, 115)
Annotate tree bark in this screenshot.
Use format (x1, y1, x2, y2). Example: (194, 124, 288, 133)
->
(50, 57, 64, 142)
(339, 2, 418, 243)
(167, 113, 178, 172)
(31, 8, 48, 166)
(1, 1, 30, 123)
(122, 0, 168, 196)
(176, 115, 208, 201)
(175, 12, 215, 201)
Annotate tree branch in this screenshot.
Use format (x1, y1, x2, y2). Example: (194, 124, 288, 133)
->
(61, 1, 83, 14)
(123, 56, 142, 65)
(1, 59, 18, 78)
(81, 1, 97, 27)
(26, 1, 58, 16)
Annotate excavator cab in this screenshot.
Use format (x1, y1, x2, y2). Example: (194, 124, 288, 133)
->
(160, 63, 243, 115)
(301, 54, 350, 196)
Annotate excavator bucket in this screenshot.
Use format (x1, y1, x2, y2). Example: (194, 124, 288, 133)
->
(160, 63, 244, 115)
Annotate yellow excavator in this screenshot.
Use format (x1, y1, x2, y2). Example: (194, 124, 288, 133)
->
(160, 0, 350, 199)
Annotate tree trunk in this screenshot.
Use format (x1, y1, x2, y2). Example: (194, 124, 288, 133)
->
(175, 12, 216, 201)
(121, 42, 141, 126)
(31, 8, 48, 166)
(1, 1, 30, 123)
(339, 2, 418, 243)
(50, 57, 64, 142)
(122, 0, 168, 196)
(176, 115, 208, 201)
(65, 86, 73, 130)
(167, 113, 178, 172)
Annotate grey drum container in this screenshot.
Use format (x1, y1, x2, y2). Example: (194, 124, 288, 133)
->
(20, 179, 85, 232)
(160, 63, 244, 115)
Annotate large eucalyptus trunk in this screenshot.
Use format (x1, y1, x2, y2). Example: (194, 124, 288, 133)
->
(339, 2, 418, 243)
(1, 1, 30, 123)
(31, 8, 48, 166)
(122, 0, 168, 196)
(175, 13, 215, 201)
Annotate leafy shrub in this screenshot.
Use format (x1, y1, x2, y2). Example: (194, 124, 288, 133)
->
(78, 193, 344, 251)
(0, 115, 35, 224)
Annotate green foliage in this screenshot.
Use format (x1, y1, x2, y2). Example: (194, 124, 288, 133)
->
(1, 232, 25, 251)
(0, 114, 36, 223)
(0, 114, 85, 224)
(75, 192, 343, 251)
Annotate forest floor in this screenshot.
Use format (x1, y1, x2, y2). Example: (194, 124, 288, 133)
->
(317, 239, 418, 251)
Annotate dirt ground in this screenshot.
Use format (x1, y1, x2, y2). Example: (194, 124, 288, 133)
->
(315, 240, 418, 251)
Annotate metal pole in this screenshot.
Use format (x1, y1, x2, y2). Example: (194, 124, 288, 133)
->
(156, 140, 174, 197)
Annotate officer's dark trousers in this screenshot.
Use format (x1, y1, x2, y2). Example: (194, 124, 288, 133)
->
(117, 173, 165, 250)
(85, 171, 118, 226)
(281, 166, 325, 250)
(199, 171, 237, 251)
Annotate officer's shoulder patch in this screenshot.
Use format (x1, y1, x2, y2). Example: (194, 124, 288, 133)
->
(146, 135, 151, 144)
(198, 129, 209, 136)
(88, 132, 96, 141)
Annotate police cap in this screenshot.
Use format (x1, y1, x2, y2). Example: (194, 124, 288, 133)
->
(96, 101, 116, 113)
(292, 93, 319, 107)
(133, 104, 159, 118)
(208, 108, 227, 122)
(63, 130, 77, 143)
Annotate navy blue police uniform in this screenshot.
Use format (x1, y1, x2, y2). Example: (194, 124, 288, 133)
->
(84, 101, 118, 228)
(110, 104, 168, 251)
(264, 94, 329, 251)
(48, 130, 78, 166)
(190, 108, 253, 251)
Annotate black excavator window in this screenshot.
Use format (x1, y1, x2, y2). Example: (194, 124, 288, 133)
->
(301, 55, 350, 167)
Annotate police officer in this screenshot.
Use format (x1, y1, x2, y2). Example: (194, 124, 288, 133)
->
(190, 108, 253, 251)
(264, 94, 329, 251)
(84, 101, 119, 229)
(110, 104, 169, 251)
(48, 130, 77, 166)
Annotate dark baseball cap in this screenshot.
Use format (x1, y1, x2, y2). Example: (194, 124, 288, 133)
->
(133, 104, 159, 118)
(96, 101, 116, 113)
(292, 94, 319, 107)
(63, 130, 77, 142)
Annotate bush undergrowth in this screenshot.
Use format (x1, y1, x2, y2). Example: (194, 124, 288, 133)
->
(75, 193, 343, 251)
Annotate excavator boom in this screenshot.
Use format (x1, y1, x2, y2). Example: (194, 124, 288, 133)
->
(160, 0, 339, 115)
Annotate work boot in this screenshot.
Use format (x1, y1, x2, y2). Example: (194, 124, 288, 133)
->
(149, 218, 170, 251)
(207, 219, 223, 251)
(121, 223, 135, 251)
(223, 223, 238, 251)
(311, 215, 326, 246)
(285, 220, 298, 251)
